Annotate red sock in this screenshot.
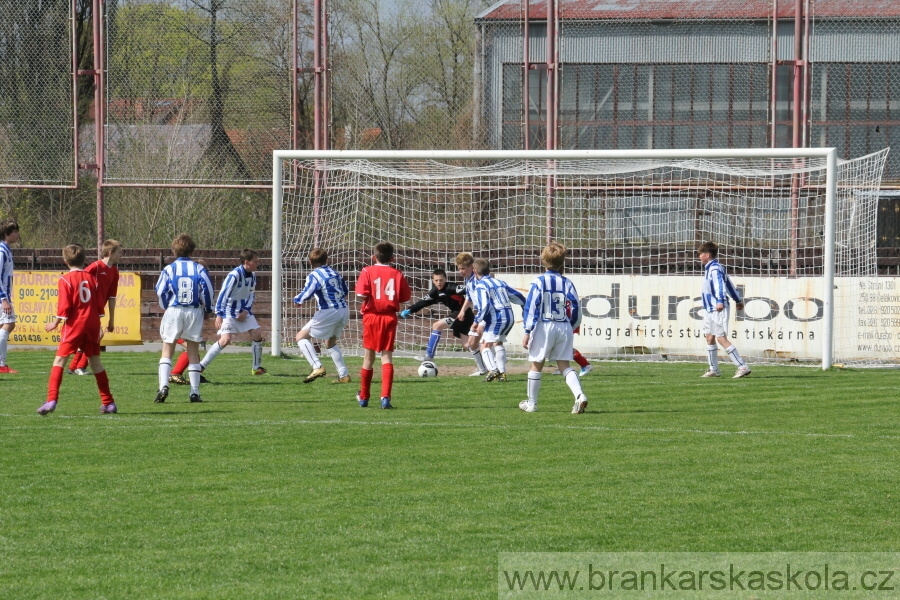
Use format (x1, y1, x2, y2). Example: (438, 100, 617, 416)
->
(47, 365, 64, 401)
(94, 369, 114, 405)
(381, 364, 394, 399)
(71, 351, 87, 370)
(360, 368, 374, 400)
(172, 352, 190, 375)
(573, 349, 589, 368)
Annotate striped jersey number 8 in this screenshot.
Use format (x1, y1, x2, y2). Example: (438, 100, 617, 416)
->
(542, 291, 566, 320)
(178, 277, 195, 305)
(373, 277, 395, 301)
(78, 281, 92, 304)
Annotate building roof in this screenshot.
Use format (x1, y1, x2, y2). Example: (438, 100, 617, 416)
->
(477, 0, 900, 21)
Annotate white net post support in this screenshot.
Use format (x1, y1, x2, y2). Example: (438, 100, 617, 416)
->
(271, 151, 284, 357)
(272, 148, 888, 369)
(823, 149, 838, 370)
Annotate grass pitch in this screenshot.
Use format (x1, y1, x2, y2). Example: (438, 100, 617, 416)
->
(2, 351, 899, 599)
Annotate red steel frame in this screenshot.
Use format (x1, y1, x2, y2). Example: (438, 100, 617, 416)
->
(0, 0, 81, 191)
(7, 0, 895, 260)
(1, 0, 328, 256)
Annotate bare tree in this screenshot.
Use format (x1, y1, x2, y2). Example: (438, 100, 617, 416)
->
(330, 0, 492, 150)
(181, 0, 253, 180)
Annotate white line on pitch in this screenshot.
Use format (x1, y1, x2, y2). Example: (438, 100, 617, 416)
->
(0, 413, 864, 439)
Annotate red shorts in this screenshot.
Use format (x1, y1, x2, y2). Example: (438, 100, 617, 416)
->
(57, 338, 100, 358)
(362, 312, 398, 352)
(57, 325, 101, 357)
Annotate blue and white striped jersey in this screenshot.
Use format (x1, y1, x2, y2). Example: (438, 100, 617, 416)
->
(155, 258, 214, 311)
(463, 272, 480, 311)
(294, 265, 348, 310)
(473, 275, 525, 329)
(0, 241, 12, 303)
(214, 265, 257, 318)
(701, 259, 742, 312)
(522, 270, 581, 334)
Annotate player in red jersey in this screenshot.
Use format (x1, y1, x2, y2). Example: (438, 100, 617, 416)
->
(37, 244, 116, 415)
(354, 241, 411, 409)
(69, 240, 122, 375)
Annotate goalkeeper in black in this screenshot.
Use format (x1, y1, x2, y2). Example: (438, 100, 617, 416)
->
(399, 267, 478, 365)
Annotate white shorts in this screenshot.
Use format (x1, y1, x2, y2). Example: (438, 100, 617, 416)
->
(160, 305, 205, 343)
(482, 330, 507, 344)
(217, 314, 260, 335)
(482, 320, 513, 344)
(302, 306, 349, 340)
(702, 306, 731, 338)
(0, 302, 15, 325)
(527, 321, 574, 363)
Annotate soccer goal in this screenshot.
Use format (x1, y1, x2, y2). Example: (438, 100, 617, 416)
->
(272, 148, 890, 369)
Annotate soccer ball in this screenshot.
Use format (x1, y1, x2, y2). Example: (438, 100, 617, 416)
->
(418, 361, 438, 378)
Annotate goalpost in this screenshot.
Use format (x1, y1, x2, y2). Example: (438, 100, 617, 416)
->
(272, 148, 890, 370)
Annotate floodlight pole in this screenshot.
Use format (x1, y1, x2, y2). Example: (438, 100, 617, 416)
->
(545, 0, 559, 243)
(522, 0, 530, 151)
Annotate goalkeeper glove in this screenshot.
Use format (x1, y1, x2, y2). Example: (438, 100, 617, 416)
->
(399, 309, 411, 319)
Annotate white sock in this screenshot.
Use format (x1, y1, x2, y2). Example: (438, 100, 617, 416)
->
(563, 367, 584, 398)
(251, 341, 263, 370)
(158, 358, 172, 390)
(494, 345, 507, 373)
(327, 344, 348, 377)
(707, 345, 719, 372)
(188, 364, 202, 395)
(726, 345, 746, 368)
(201, 341, 223, 369)
(481, 347, 498, 372)
(0, 328, 8, 366)
(298, 338, 322, 369)
(472, 350, 486, 373)
(527, 371, 542, 404)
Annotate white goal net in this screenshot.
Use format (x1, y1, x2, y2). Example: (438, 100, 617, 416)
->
(272, 149, 890, 369)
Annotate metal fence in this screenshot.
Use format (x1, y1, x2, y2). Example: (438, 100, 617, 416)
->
(0, 0, 898, 245)
(0, 0, 76, 187)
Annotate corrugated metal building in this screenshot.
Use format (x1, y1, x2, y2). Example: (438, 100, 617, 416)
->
(475, 0, 900, 185)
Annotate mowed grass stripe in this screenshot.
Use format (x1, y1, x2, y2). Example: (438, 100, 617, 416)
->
(2, 351, 899, 599)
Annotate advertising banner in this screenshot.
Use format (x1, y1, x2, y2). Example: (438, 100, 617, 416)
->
(500, 274, 900, 362)
(9, 271, 142, 346)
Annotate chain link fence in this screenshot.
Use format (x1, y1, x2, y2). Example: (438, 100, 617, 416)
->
(104, 0, 291, 185)
(809, 16, 900, 181)
(0, 0, 75, 186)
(2, 0, 899, 247)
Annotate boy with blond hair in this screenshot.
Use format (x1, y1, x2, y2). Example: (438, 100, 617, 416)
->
(520, 242, 587, 414)
(69, 239, 123, 375)
(453, 252, 489, 377)
(472, 258, 525, 382)
(294, 247, 351, 384)
(355, 242, 411, 409)
(38, 244, 116, 415)
(154, 234, 214, 404)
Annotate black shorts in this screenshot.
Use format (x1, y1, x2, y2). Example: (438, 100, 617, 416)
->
(447, 309, 475, 339)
